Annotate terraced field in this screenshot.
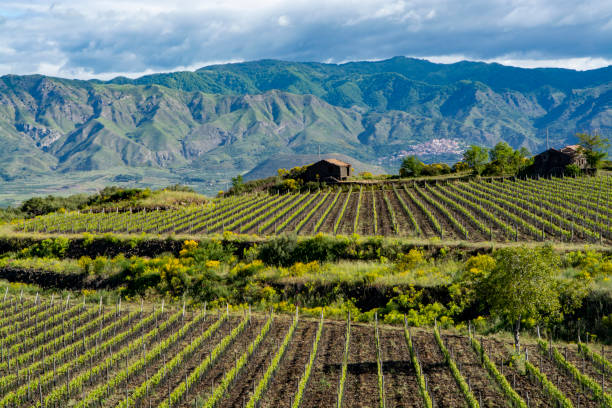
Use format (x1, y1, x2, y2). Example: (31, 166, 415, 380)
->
(0, 293, 611, 407)
(17, 176, 612, 244)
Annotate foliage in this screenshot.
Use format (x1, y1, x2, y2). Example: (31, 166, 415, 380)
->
(231, 174, 246, 194)
(483, 142, 530, 176)
(452, 161, 470, 172)
(399, 156, 424, 177)
(420, 162, 452, 176)
(564, 163, 582, 176)
(484, 246, 561, 349)
(19, 194, 90, 216)
(88, 186, 151, 206)
(383, 286, 452, 327)
(163, 184, 195, 192)
(463, 145, 489, 175)
(576, 132, 610, 168)
(21, 237, 70, 258)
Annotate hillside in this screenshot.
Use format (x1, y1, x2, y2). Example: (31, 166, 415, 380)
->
(1, 57, 612, 204)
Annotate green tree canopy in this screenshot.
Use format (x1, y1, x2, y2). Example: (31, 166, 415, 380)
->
(482, 245, 561, 351)
(487, 142, 530, 175)
(462, 145, 489, 175)
(576, 133, 610, 168)
(231, 174, 245, 193)
(399, 155, 424, 177)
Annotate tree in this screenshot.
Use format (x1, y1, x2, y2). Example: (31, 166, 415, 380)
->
(576, 133, 610, 168)
(462, 146, 489, 175)
(399, 156, 424, 177)
(231, 174, 245, 193)
(489, 142, 529, 175)
(482, 246, 561, 352)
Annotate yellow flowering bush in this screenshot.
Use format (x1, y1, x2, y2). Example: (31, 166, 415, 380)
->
(205, 260, 221, 269)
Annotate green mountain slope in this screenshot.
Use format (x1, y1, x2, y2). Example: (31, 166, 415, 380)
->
(0, 57, 611, 204)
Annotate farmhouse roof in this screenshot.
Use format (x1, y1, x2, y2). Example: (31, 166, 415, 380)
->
(560, 145, 582, 155)
(319, 158, 351, 167)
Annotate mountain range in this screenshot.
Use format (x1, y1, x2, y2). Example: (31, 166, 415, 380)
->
(1, 56, 611, 204)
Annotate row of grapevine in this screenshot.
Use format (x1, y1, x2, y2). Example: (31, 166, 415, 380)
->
(469, 335, 526, 407)
(246, 309, 299, 408)
(392, 185, 420, 235)
(334, 187, 352, 234)
(291, 313, 324, 408)
(353, 186, 364, 234)
(114, 308, 225, 408)
(163, 310, 272, 408)
(538, 340, 612, 406)
(14, 176, 612, 243)
(336, 315, 351, 408)
(403, 321, 432, 408)
(313, 190, 341, 234)
(374, 315, 386, 408)
(433, 324, 479, 408)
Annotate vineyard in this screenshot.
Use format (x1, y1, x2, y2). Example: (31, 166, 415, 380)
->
(0, 293, 611, 407)
(16, 176, 612, 244)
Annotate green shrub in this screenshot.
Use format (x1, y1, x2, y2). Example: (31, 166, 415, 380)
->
(564, 164, 582, 177)
(258, 235, 299, 266)
(24, 237, 70, 258)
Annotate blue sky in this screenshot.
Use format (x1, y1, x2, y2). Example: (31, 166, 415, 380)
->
(1, 0, 611, 79)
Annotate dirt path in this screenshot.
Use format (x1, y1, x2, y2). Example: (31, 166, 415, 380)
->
(258, 320, 317, 407)
(318, 192, 349, 234)
(344, 324, 381, 408)
(300, 320, 346, 407)
(443, 333, 509, 407)
(411, 330, 466, 407)
(357, 188, 375, 236)
(217, 318, 290, 408)
(379, 328, 423, 407)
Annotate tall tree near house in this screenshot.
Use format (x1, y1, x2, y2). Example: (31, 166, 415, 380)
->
(483, 246, 561, 352)
(576, 132, 610, 168)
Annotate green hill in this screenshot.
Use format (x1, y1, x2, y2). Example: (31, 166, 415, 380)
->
(1, 57, 611, 205)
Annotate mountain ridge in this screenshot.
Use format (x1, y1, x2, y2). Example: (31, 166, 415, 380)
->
(0, 56, 611, 204)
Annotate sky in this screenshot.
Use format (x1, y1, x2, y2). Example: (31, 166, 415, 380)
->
(1, 0, 611, 80)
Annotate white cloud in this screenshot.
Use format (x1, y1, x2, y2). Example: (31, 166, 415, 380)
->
(423, 54, 612, 71)
(278, 15, 290, 26)
(0, 0, 611, 79)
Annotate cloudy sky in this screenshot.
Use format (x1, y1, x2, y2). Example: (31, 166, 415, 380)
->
(1, 0, 612, 79)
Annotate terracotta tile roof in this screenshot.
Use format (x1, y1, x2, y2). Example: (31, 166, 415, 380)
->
(320, 158, 351, 167)
(560, 145, 582, 153)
